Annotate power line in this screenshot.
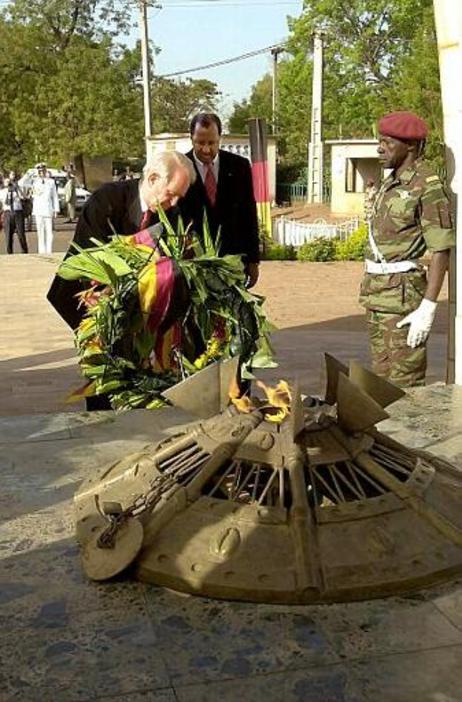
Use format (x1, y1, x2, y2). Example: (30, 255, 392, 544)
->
(159, 42, 287, 78)
(153, 2, 299, 6)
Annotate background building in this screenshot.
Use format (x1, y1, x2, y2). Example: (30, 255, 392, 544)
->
(328, 139, 380, 216)
(147, 132, 277, 203)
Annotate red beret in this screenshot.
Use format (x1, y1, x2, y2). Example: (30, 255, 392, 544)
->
(378, 111, 428, 141)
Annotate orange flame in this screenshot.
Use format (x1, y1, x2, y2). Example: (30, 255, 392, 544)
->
(228, 376, 256, 413)
(229, 377, 292, 423)
(257, 380, 292, 423)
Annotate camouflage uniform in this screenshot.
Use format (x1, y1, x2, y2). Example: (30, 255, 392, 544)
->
(359, 158, 455, 387)
(364, 184, 378, 221)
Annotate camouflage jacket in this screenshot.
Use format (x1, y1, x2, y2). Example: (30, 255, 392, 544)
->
(366, 158, 455, 262)
(360, 159, 455, 314)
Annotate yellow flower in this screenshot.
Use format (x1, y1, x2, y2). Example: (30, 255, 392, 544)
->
(78, 317, 96, 334)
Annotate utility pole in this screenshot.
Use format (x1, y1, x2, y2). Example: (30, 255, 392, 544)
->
(307, 31, 324, 203)
(139, 0, 152, 145)
(270, 47, 283, 135)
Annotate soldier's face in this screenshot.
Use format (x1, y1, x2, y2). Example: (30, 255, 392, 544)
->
(191, 123, 220, 164)
(377, 135, 409, 170)
(377, 134, 410, 170)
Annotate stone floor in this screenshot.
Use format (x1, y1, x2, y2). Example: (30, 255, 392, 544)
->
(1, 385, 462, 702)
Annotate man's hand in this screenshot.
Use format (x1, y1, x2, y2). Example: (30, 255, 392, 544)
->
(396, 298, 437, 348)
(245, 262, 259, 289)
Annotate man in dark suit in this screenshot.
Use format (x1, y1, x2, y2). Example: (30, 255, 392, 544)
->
(47, 150, 196, 410)
(48, 150, 195, 330)
(179, 113, 260, 288)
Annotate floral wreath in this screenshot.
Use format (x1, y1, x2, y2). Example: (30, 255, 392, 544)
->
(58, 210, 275, 410)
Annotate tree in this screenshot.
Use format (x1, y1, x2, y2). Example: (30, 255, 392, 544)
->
(6, 0, 132, 50)
(277, 54, 312, 170)
(286, 0, 436, 139)
(228, 74, 272, 133)
(232, 0, 443, 177)
(0, 2, 220, 172)
(383, 6, 444, 169)
(152, 77, 221, 133)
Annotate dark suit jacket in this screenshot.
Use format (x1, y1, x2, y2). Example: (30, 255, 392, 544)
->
(179, 149, 259, 264)
(47, 179, 174, 330)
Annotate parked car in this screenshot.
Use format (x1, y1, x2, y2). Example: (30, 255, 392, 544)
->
(19, 166, 91, 214)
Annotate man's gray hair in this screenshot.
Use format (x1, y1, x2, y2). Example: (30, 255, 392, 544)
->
(143, 150, 196, 185)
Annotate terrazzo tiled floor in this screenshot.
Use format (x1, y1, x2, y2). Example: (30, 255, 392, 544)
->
(1, 387, 462, 701)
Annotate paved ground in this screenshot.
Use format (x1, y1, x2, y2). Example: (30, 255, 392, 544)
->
(1, 230, 459, 702)
(0, 215, 77, 256)
(1, 386, 462, 701)
(0, 250, 449, 416)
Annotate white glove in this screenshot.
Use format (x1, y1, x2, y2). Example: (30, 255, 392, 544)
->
(396, 298, 437, 348)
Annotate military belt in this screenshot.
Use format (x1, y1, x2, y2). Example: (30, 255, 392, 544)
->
(365, 259, 419, 275)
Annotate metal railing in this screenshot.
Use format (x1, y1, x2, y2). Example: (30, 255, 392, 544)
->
(276, 182, 307, 204)
(274, 216, 360, 247)
(276, 180, 331, 205)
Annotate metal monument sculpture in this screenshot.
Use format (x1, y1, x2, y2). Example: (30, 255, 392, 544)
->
(75, 354, 462, 603)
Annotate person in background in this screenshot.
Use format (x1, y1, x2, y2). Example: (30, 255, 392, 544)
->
(179, 112, 260, 288)
(63, 172, 77, 223)
(32, 164, 60, 254)
(359, 111, 455, 387)
(0, 171, 28, 254)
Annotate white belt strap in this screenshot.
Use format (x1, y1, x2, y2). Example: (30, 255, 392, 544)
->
(365, 259, 419, 274)
(367, 220, 386, 263)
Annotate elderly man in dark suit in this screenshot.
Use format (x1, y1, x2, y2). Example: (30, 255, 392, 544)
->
(179, 113, 260, 288)
(47, 150, 196, 410)
(48, 150, 195, 331)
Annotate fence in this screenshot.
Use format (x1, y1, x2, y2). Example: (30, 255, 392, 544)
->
(276, 180, 331, 205)
(274, 216, 360, 247)
(277, 182, 307, 204)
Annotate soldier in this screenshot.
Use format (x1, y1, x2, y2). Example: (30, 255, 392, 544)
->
(359, 111, 455, 387)
(363, 178, 378, 222)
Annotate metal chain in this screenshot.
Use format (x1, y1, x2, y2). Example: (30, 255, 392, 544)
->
(97, 452, 196, 545)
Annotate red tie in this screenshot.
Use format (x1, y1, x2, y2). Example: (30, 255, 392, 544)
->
(140, 209, 154, 229)
(204, 165, 217, 207)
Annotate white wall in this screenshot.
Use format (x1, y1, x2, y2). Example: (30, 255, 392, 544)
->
(330, 141, 380, 215)
(434, 0, 462, 383)
(147, 133, 276, 201)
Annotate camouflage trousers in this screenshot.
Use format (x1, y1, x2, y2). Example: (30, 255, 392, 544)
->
(366, 310, 426, 387)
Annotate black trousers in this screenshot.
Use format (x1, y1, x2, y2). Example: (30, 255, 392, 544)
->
(85, 394, 112, 411)
(4, 211, 28, 254)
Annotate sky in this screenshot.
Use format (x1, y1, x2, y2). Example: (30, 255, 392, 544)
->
(127, 0, 304, 117)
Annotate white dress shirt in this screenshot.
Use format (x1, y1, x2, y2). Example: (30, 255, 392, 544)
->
(193, 152, 220, 184)
(0, 185, 24, 212)
(32, 177, 60, 217)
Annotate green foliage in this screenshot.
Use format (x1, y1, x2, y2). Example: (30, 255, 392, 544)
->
(0, 1, 219, 170)
(334, 224, 368, 261)
(382, 6, 445, 172)
(228, 74, 273, 134)
(286, 0, 435, 140)
(152, 77, 220, 133)
(297, 237, 337, 262)
(262, 243, 297, 261)
(62, 209, 275, 410)
(228, 0, 443, 174)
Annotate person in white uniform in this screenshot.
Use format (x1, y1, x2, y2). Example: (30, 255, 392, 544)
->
(32, 164, 60, 254)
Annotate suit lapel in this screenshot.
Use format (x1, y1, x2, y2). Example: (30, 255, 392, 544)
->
(216, 150, 233, 207)
(126, 179, 142, 230)
(187, 150, 209, 202)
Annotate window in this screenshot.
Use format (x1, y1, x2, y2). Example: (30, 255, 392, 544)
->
(345, 158, 358, 193)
